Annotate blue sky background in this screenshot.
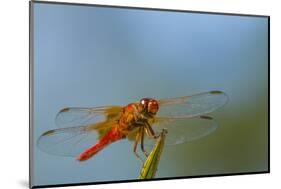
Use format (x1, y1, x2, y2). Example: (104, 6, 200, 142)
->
(32, 3, 268, 186)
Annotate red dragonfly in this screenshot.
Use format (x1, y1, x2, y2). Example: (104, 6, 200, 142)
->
(37, 90, 228, 161)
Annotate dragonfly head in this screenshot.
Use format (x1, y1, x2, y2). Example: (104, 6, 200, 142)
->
(140, 98, 159, 117)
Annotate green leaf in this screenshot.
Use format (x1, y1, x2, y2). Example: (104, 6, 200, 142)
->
(139, 129, 167, 179)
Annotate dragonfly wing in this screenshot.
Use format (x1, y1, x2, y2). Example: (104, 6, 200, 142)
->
(157, 91, 228, 118)
(37, 121, 117, 157)
(144, 116, 218, 146)
(55, 106, 122, 128)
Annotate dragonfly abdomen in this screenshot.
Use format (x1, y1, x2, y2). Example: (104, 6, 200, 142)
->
(76, 126, 125, 161)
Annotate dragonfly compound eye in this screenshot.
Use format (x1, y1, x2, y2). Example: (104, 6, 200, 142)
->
(148, 99, 159, 115)
(140, 98, 149, 108)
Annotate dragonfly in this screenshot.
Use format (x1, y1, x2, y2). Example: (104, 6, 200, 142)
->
(37, 90, 228, 161)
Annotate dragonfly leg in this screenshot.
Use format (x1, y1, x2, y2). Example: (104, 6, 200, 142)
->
(133, 128, 144, 163)
(140, 126, 149, 157)
(144, 121, 159, 139)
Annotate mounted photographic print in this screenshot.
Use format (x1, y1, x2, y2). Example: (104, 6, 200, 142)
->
(29, 1, 269, 188)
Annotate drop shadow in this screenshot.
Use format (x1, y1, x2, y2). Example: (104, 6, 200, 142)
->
(18, 180, 29, 188)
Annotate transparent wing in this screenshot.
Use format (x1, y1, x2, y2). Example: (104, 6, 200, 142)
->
(37, 121, 117, 157)
(157, 91, 228, 118)
(55, 106, 122, 128)
(143, 116, 218, 146)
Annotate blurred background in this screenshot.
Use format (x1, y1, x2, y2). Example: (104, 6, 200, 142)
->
(32, 2, 268, 186)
